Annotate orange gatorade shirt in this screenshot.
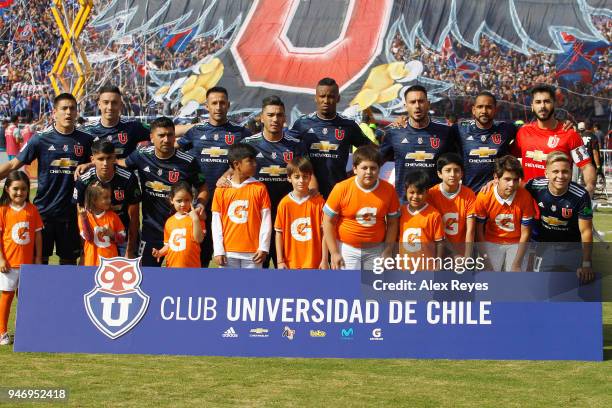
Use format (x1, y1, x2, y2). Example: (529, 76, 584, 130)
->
(324, 177, 400, 247)
(399, 204, 444, 258)
(427, 184, 476, 244)
(164, 213, 205, 268)
(0, 203, 43, 268)
(78, 210, 125, 266)
(474, 186, 535, 244)
(274, 193, 325, 269)
(212, 179, 271, 253)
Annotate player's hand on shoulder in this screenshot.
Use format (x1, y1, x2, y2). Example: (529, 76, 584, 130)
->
(561, 119, 574, 132)
(479, 179, 495, 194)
(74, 162, 94, 180)
(389, 115, 407, 128)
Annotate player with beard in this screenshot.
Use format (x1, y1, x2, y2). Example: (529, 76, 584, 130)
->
(176, 87, 251, 267)
(380, 85, 459, 199)
(512, 85, 595, 195)
(289, 77, 371, 198)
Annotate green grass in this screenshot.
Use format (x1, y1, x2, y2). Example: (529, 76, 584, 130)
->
(0, 199, 610, 406)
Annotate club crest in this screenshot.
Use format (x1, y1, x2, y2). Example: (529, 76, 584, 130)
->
(74, 145, 84, 157)
(335, 129, 345, 141)
(118, 132, 128, 144)
(491, 133, 502, 144)
(84, 257, 149, 339)
(225, 134, 235, 145)
(562, 207, 572, 218)
(283, 151, 293, 163)
(547, 135, 560, 148)
(114, 189, 125, 200)
(430, 136, 440, 149)
(169, 170, 180, 183)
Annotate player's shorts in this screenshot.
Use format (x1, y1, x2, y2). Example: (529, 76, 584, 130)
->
(138, 238, 164, 267)
(224, 256, 262, 269)
(532, 242, 581, 273)
(482, 242, 526, 272)
(338, 241, 383, 270)
(42, 216, 81, 260)
(0, 268, 19, 291)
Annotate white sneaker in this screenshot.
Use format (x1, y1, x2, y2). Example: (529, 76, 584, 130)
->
(0, 332, 11, 345)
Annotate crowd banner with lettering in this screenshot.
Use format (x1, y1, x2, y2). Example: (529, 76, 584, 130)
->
(14, 258, 602, 361)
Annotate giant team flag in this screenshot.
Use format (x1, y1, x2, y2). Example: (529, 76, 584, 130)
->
(0, 0, 14, 9)
(555, 32, 608, 84)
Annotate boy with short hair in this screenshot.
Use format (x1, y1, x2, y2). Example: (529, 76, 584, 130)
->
(399, 170, 445, 267)
(475, 155, 535, 271)
(212, 144, 272, 268)
(427, 153, 476, 257)
(323, 145, 400, 270)
(274, 157, 327, 269)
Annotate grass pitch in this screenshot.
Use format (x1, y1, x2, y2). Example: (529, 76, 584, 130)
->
(0, 212, 610, 407)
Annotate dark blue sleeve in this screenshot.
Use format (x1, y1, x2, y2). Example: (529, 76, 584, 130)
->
(286, 120, 305, 140)
(16, 135, 39, 165)
(126, 173, 142, 204)
(136, 122, 150, 143)
(73, 178, 86, 205)
(379, 128, 393, 158)
(124, 149, 140, 170)
(349, 122, 370, 147)
(178, 128, 193, 149)
(188, 159, 205, 188)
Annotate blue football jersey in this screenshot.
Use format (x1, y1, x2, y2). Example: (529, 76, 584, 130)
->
(525, 177, 592, 242)
(380, 121, 459, 199)
(178, 121, 251, 196)
(125, 147, 204, 240)
(242, 132, 308, 207)
(82, 118, 149, 158)
(289, 113, 370, 197)
(458, 121, 516, 192)
(17, 126, 93, 219)
(73, 165, 141, 230)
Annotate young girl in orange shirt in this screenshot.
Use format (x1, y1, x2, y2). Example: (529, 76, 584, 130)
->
(0, 171, 43, 345)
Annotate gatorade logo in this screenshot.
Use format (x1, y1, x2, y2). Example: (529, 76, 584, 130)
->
(356, 207, 377, 227)
(228, 200, 249, 224)
(290, 217, 312, 242)
(443, 213, 459, 236)
(93, 225, 111, 248)
(169, 228, 187, 251)
(11, 221, 30, 245)
(495, 214, 515, 232)
(402, 228, 421, 252)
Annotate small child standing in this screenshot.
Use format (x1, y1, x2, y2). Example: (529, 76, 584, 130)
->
(78, 181, 125, 266)
(212, 144, 272, 268)
(0, 171, 43, 345)
(274, 157, 327, 269)
(152, 182, 205, 268)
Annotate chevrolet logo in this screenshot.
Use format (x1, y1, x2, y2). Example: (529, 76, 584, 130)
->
(541, 216, 567, 227)
(260, 165, 287, 177)
(526, 150, 548, 162)
(202, 146, 228, 158)
(405, 151, 434, 161)
(469, 147, 497, 158)
(50, 158, 78, 168)
(145, 181, 171, 192)
(310, 141, 339, 152)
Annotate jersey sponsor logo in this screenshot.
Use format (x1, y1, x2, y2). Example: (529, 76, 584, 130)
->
(228, 200, 248, 224)
(547, 135, 560, 148)
(405, 151, 434, 162)
(11, 221, 30, 245)
(561, 208, 573, 218)
(310, 141, 339, 152)
(202, 146, 228, 157)
(118, 132, 128, 144)
(335, 129, 345, 141)
(94, 225, 112, 248)
(443, 213, 458, 236)
(283, 151, 293, 163)
(114, 190, 125, 201)
(168, 170, 180, 183)
(356, 207, 377, 227)
(526, 150, 548, 162)
(290, 217, 312, 242)
(84, 257, 149, 339)
(491, 133, 502, 145)
(430, 136, 440, 149)
(542, 215, 568, 227)
(469, 147, 497, 158)
(225, 134, 235, 145)
(169, 228, 187, 251)
(260, 165, 287, 177)
(495, 214, 515, 232)
(145, 181, 171, 193)
(50, 158, 78, 168)
(74, 145, 84, 157)
(402, 227, 421, 252)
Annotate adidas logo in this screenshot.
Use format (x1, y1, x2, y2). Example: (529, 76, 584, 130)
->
(222, 327, 238, 338)
(143, 166, 150, 172)
(538, 202, 544, 208)
(307, 128, 315, 133)
(48, 145, 56, 151)
(466, 136, 474, 141)
(256, 152, 264, 158)
(200, 135, 207, 140)
(401, 138, 408, 144)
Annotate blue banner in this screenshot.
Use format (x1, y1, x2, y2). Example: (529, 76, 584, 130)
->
(14, 258, 602, 361)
